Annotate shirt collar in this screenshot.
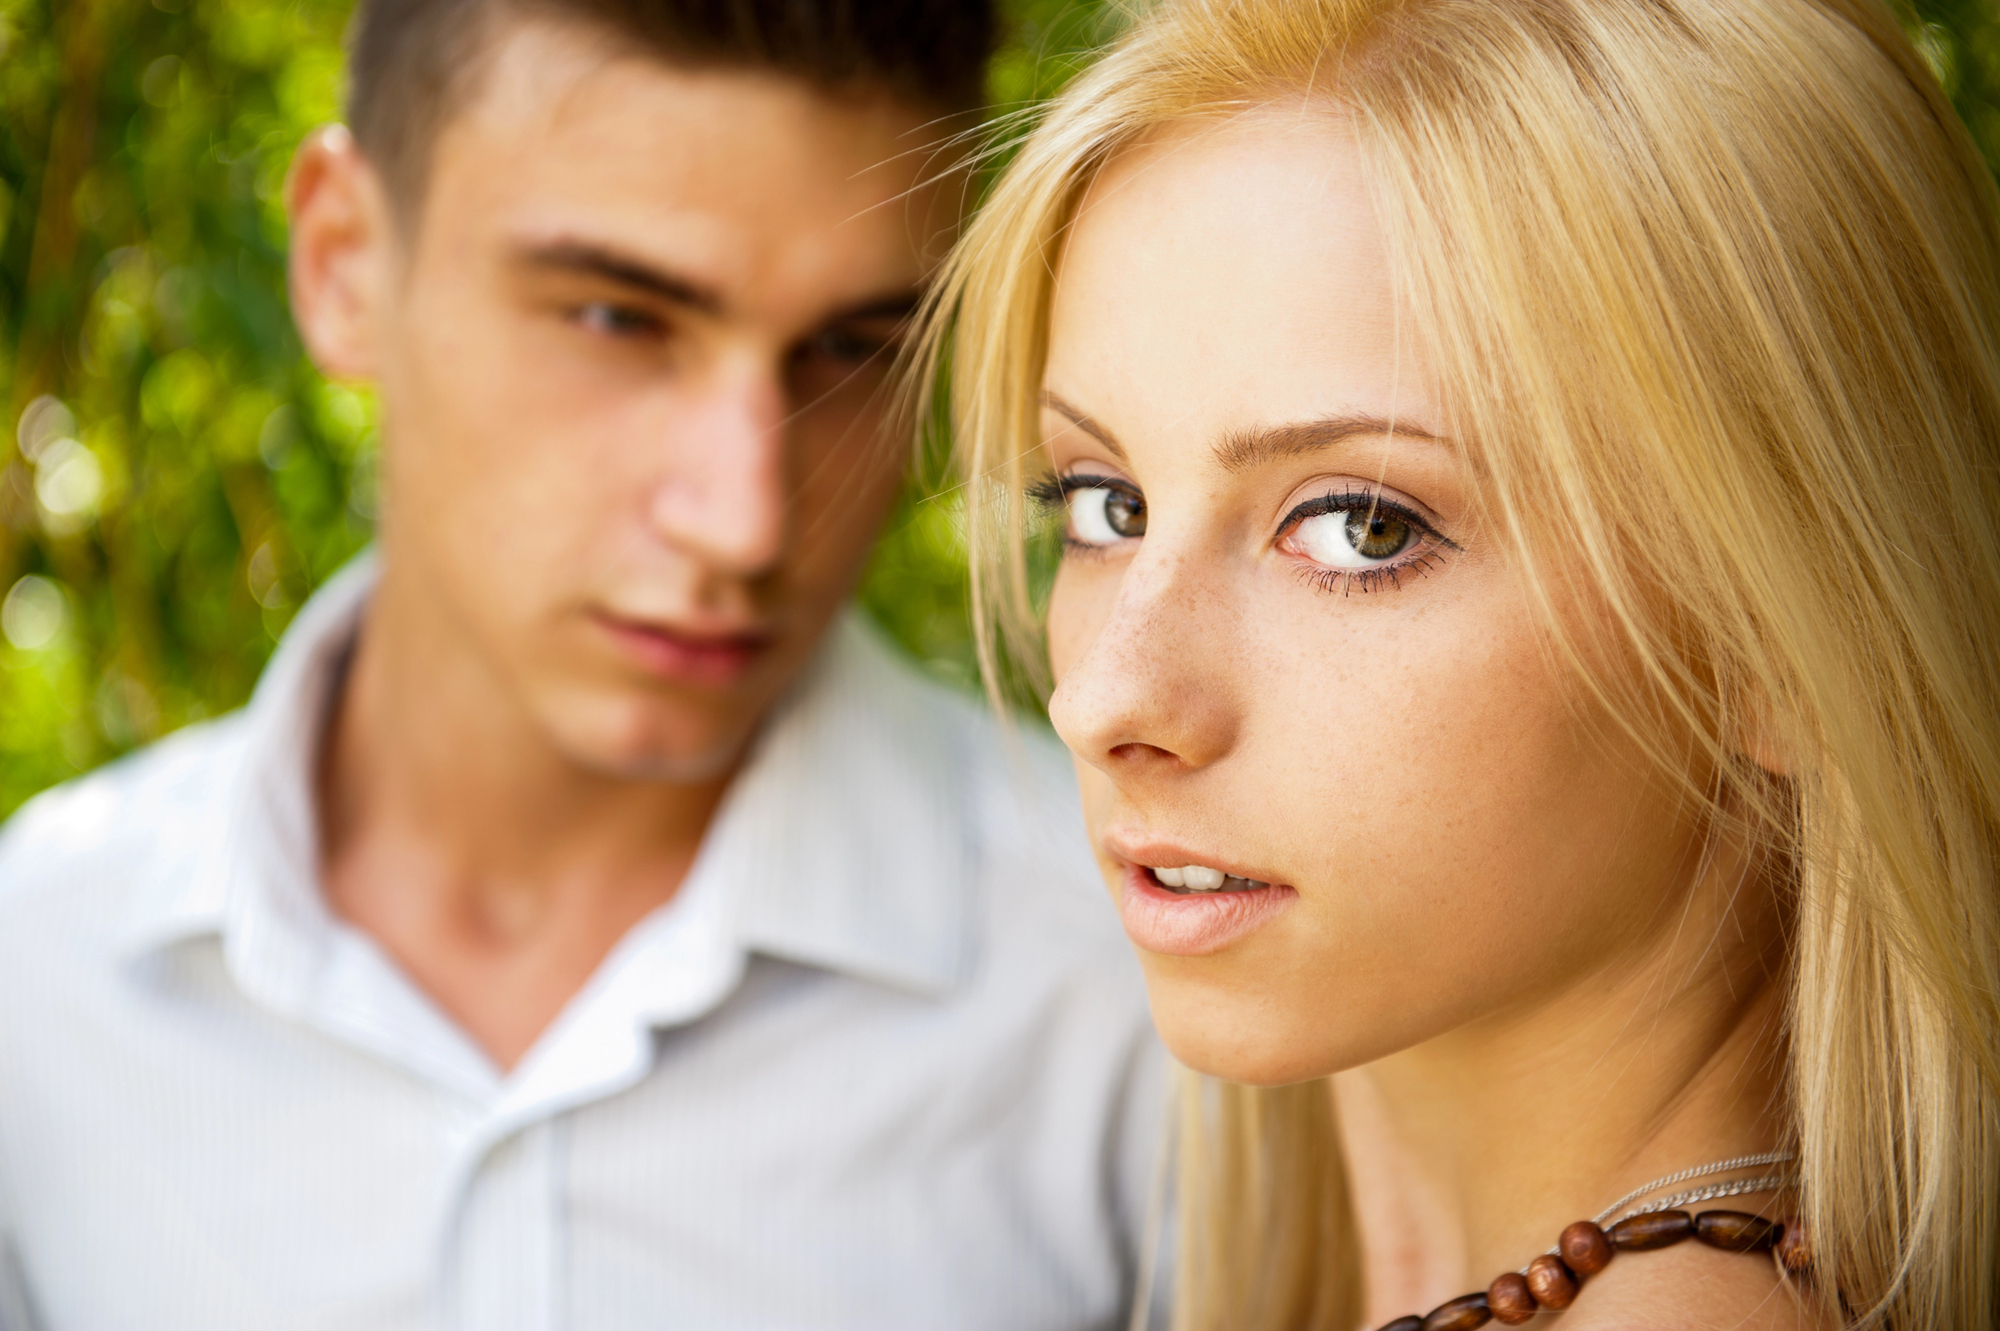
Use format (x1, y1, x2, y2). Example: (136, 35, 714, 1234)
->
(716, 612, 975, 998)
(114, 552, 375, 969)
(116, 555, 976, 1002)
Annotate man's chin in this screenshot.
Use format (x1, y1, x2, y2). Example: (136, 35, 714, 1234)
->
(541, 702, 762, 786)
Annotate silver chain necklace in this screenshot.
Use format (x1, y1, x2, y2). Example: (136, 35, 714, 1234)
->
(1592, 1148, 1798, 1227)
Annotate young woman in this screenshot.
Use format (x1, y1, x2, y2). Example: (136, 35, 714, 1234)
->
(920, 1, 2000, 1328)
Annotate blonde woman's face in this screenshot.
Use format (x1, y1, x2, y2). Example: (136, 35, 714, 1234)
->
(1042, 111, 1707, 1085)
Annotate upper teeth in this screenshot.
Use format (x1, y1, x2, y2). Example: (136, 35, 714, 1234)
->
(1154, 864, 1262, 892)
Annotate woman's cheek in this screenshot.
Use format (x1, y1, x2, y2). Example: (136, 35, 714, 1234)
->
(1047, 560, 1113, 684)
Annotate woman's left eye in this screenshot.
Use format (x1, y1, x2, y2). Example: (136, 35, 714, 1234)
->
(1289, 507, 1416, 569)
(1279, 490, 1455, 591)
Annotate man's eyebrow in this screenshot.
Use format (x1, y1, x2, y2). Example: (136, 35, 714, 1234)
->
(1040, 392, 1128, 462)
(513, 241, 725, 317)
(1215, 416, 1447, 472)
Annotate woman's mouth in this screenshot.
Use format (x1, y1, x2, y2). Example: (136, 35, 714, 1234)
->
(1148, 863, 1269, 893)
(1116, 859, 1296, 955)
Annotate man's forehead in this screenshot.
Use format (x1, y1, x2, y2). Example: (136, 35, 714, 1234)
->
(420, 19, 955, 307)
(450, 19, 940, 204)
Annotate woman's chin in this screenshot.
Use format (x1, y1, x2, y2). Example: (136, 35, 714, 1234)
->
(1142, 980, 1346, 1087)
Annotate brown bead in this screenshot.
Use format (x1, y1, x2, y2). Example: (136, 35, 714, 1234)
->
(1559, 1220, 1615, 1276)
(1377, 1319, 1425, 1331)
(1422, 1292, 1493, 1331)
(1609, 1209, 1696, 1251)
(1775, 1217, 1813, 1274)
(1525, 1254, 1579, 1309)
(1694, 1210, 1779, 1252)
(1486, 1272, 1537, 1325)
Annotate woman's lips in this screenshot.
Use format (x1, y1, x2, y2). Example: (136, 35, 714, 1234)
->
(1117, 861, 1296, 956)
(593, 611, 772, 687)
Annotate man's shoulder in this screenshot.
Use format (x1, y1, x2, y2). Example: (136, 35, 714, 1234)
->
(842, 625, 1092, 876)
(958, 711, 1096, 886)
(828, 625, 1154, 1063)
(0, 713, 249, 923)
(860, 639, 1127, 958)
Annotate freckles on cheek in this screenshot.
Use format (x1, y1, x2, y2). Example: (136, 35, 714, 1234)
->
(1046, 564, 1114, 682)
(1259, 607, 1570, 844)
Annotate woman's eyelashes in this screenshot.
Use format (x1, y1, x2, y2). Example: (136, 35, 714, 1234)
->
(1029, 474, 1146, 549)
(1278, 488, 1457, 594)
(1030, 473, 1456, 593)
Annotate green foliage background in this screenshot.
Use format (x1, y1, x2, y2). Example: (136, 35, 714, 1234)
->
(0, 0, 1994, 817)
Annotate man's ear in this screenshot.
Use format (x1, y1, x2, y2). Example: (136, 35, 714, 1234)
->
(286, 125, 395, 381)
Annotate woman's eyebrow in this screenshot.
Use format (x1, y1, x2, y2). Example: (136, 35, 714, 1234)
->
(1040, 391, 1128, 461)
(1215, 416, 1446, 472)
(1042, 396, 1447, 471)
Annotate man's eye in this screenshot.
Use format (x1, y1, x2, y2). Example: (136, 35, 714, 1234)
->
(807, 327, 889, 364)
(574, 302, 664, 339)
(1067, 485, 1147, 545)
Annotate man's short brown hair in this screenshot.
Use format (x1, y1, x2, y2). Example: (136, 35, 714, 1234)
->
(346, 0, 996, 211)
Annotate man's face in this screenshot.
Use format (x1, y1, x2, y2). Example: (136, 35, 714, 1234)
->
(302, 22, 950, 780)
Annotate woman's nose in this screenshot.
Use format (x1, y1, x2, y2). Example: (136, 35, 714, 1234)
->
(1046, 547, 1241, 778)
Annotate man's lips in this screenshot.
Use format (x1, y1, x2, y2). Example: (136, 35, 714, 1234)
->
(591, 609, 775, 686)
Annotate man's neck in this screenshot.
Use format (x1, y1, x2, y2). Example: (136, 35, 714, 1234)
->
(315, 570, 735, 1072)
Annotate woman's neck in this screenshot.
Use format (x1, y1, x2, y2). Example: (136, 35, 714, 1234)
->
(1334, 841, 1791, 1326)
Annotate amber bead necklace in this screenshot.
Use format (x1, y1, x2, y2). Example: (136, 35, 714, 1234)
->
(1372, 1150, 1808, 1331)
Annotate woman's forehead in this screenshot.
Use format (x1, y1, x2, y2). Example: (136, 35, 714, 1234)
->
(1047, 110, 1445, 465)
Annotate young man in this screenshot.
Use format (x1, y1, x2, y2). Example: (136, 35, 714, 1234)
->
(0, 3, 1165, 1327)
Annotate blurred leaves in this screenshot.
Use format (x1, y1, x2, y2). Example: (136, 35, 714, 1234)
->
(0, 0, 1997, 815)
(1902, 0, 2000, 163)
(0, 0, 364, 812)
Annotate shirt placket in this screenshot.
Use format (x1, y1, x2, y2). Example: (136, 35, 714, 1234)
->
(439, 1113, 567, 1331)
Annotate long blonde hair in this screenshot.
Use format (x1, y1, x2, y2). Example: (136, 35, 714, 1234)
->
(918, 1, 2000, 1326)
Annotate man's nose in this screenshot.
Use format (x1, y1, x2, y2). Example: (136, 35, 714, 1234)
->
(1047, 546, 1241, 780)
(646, 359, 788, 575)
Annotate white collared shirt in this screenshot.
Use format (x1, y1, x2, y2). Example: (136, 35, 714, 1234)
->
(0, 560, 1168, 1331)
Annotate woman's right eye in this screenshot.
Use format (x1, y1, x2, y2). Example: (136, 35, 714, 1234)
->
(1065, 484, 1147, 545)
(1028, 473, 1148, 548)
